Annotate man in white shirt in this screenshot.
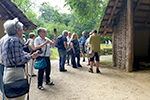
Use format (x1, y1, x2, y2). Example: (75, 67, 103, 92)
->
(66, 32, 71, 65)
(34, 28, 57, 90)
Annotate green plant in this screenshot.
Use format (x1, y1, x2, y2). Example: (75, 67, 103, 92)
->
(100, 60, 112, 66)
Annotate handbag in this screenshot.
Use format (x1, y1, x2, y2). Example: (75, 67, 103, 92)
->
(88, 50, 95, 58)
(4, 68, 30, 99)
(67, 48, 73, 55)
(34, 44, 47, 69)
(4, 79, 29, 98)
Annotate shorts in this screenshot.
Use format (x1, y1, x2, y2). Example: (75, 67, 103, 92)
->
(81, 47, 86, 54)
(90, 52, 100, 61)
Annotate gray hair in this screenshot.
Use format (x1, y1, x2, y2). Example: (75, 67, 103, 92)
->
(3, 18, 23, 36)
(62, 30, 68, 35)
(82, 31, 85, 34)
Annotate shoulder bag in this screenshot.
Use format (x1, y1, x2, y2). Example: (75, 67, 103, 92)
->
(34, 44, 47, 69)
(4, 68, 30, 99)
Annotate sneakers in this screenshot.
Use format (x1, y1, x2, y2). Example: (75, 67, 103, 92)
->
(96, 68, 101, 73)
(89, 68, 101, 73)
(46, 82, 55, 85)
(89, 68, 93, 73)
(38, 86, 45, 90)
(78, 64, 82, 67)
(60, 69, 67, 72)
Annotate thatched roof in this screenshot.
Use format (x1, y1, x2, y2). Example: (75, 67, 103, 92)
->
(99, 0, 150, 36)
(0, 0, 37, 31)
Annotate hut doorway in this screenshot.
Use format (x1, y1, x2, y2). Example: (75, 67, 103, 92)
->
(134, 27, 150, 70)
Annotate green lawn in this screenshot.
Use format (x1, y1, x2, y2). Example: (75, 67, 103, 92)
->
(50, 44, 112, 60)
(100, 60, 112, 67)
(101, 44, 112, 49)
(50, 48, 59, 60)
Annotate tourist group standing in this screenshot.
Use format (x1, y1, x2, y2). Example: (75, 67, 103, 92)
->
(0, 18, 101, 100)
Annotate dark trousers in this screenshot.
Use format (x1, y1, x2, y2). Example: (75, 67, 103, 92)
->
(71, 53, 80, 67)
(38, 57, 51, 86)
(66, 54, 70, 64)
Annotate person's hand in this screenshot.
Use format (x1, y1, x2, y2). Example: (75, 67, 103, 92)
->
(32, 50, 40, 59)
(44, 40, 50, 45)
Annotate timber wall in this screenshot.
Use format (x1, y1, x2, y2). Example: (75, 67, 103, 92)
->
(113, 0, 128, 69)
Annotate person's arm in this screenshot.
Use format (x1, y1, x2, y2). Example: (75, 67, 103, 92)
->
(34, 38, 49, 50)
(49, 32, 57, 46)
(12, 39, 39, 65)
(71, 42, 75, 54)
(64, 41, 68, 51)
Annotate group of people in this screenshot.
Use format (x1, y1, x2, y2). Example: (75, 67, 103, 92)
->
(0, 17, 101, 100)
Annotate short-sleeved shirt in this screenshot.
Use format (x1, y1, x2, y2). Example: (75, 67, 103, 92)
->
(71, 39, 80, 53)
(27, 38, 34, 52)
(34, 36, 52, 57)
(57, 35, 67, 50)
(67, 36, 71, 48)
(89, 34, 101, 52)
(85, 38, 91, 51)
(79, 36, 88, 47)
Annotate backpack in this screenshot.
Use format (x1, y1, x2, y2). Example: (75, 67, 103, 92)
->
(23, 40, 31, 53)
(55, 35, 63, 48)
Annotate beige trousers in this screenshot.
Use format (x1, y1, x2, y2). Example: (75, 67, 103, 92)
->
(3, 67, 26, 100)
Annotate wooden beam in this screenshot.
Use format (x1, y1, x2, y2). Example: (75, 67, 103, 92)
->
(145, 14, 150, 25)
(134, 0, 141, 13)
(107, 0, 119, 25)
(127, 0, 134, 72)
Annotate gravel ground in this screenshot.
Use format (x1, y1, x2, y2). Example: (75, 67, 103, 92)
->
(1, 55, 150, 100)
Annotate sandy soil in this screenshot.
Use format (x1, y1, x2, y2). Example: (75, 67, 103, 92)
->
(1, 55, 150, 100)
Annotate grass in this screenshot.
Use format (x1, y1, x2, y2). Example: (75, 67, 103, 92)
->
(101, 44, 112, 49)
(50, 48, 59, 60)
(100, 60, 112, 66)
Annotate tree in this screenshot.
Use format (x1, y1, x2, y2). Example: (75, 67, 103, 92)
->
(12, 0, 37, 22)
(65, 0, 109, 28)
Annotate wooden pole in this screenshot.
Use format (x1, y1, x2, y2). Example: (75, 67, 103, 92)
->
(112, 27, 116, 67)
(127, 0, 134, 72)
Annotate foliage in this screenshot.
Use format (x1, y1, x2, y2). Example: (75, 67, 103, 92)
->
(12, 0, 37, 22)
(64, 0, 109, 27)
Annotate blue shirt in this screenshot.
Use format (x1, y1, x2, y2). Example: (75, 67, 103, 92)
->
(2, 36, 32, 67)
(71, 39, 80, 53)
(79, 36, 88, 47)
(57, 35, 67, 50)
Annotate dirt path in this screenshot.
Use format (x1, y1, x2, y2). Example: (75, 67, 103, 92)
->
(1, 55, 150, 100)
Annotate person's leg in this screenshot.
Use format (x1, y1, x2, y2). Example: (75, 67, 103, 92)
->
(95, 52, 100, 73)
(38, 68, 44, 87)
(58, 49, 62, 70)
(45, 57, 50, 83)
(0, 64, 4, 100)
(89, 53, 95, 73)
(77, 53, 82, 67)
(66, 54, 70, 65)
(61, 50, 67, 69)
(82, 47, 85, 61)
(71, 53, 77, 68)
(28, 59, 33, 76)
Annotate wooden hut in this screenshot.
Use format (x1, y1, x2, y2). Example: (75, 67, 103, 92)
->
(99, 0, 150, 72)
(0, 0, 37, 38)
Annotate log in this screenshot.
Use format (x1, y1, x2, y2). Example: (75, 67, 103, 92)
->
(127, 0, 134, 72)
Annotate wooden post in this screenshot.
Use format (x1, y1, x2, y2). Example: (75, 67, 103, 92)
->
(112, 28, 116, 67)
(127, 0, 134, 72)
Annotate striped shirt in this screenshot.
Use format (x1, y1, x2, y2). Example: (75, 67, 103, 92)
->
(2, 36, 32, 67)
